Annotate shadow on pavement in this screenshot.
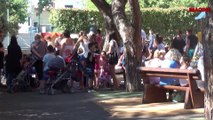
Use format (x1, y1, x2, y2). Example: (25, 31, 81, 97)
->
(0, 92, 114, 120)
(93, 90, 204, 120)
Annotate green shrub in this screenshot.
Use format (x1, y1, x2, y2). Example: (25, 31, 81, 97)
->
(49, 9, 104, 33)
(49, 8, 197, 42)
(141, 7, 197, 42)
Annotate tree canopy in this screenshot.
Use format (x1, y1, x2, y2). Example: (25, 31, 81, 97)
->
(0, 0, 28, 35)
(86, 0, 208, 11)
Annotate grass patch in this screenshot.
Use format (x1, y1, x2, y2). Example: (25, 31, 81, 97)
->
(93, 90, 142, 100)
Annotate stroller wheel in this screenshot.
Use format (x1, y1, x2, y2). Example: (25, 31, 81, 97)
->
(61, 85, 72, 93)
(47, 88, 54, 95)
(50, 88, 55, 95)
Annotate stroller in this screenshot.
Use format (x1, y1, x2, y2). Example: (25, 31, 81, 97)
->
(12, 56, 39, 92)
(44, 53, 82, 95)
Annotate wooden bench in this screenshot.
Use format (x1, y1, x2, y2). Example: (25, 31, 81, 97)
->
(138, 67, 204, 109)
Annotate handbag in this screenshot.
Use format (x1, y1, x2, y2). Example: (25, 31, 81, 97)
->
(108, 52, 118, 65)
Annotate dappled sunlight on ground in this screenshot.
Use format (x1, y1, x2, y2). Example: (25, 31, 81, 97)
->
(95, 92, 204, 119)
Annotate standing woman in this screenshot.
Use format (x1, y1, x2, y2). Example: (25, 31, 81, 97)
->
(106, 32, 120, 89)
(60, 30, 75, 59)
(5, 35, 22, 93)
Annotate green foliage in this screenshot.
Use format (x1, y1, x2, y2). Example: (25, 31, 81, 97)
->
(49, 8, 197, 41)
(38, 0, 52, 15)
(49, 9, 104, 33)
(86, 0, 207, 10)
(141, 7, 197, 42)
(0, 0, 28, 35)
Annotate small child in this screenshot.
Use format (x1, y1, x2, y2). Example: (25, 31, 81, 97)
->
(180, 55, 191, 69)
(20, 54, 31, 70)
(85, 42, 96, 91)
(99, 51, 111, 88)
(40, 45, 56, 93)
(94, 53, 100, 89)
(179, 55, 191, 86)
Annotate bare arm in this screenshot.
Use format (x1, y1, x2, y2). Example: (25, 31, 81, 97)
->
(107, 41, 113, 54)
(60, 43, 65, 56)
(74, 36, 83, 49)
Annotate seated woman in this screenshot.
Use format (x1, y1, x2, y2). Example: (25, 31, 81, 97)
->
(145, 50, 163, 84)
(160, 46, 182, 86)
(147, 34, 166, 60)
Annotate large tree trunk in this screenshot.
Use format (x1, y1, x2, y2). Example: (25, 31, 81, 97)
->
(92, 0, 143, 91)
(112, 0, 142, 91)
(204, 1, 213, 119)
(91, 0, 121, 50)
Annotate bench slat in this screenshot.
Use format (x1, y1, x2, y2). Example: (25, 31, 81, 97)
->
(143, 73, 200, 80)
(138, 67, 199, 74)
(156, 85, 188, 91)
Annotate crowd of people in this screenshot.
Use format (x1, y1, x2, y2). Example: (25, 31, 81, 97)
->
(0, 29, 123, 93)
(0, 28, 204, 94)
(144, 29, 204, 87)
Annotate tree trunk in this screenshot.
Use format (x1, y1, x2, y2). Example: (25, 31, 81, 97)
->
(92, 0, 143, 92)
(204, 1, 213, 119)
(112, 0, 142, 92)
(91, 0, 121, 50)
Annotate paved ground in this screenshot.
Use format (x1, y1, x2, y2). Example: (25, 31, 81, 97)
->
(0, 89, 204, 120)
(0, 91, 114, 120)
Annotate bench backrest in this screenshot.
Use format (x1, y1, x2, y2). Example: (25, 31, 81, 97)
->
(138, 67, 200, 80)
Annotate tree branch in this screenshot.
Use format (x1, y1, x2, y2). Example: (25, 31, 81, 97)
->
(129, 0, 142, 57)
(91, 0, 111, 17)
(112, 0, 130, 42)
(129, 0, 141, 32)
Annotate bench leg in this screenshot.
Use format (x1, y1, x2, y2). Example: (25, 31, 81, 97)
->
(142, 84, 167, 103)
(188, 76, 204, 108)
(184, 88, 193, 109)
(191, 90, 204, 108)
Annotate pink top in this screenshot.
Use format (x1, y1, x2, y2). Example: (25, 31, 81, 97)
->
(96, 35, 103, 49)
(99, 56, 111, 81)
(94, 54, 101, 71)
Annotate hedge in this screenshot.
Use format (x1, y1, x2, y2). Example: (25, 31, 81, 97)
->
(49, 7, 197, 41)
(49, 9, 104, 34)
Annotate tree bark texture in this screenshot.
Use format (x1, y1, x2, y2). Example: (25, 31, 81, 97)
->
(204, 1, 213, 119)
(91, 0, 121, 50)
(112, 0, 142, 91)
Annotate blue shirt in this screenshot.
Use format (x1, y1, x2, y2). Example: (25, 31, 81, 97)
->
(160, 60, 179, 86)
(148, 34, 154, 49)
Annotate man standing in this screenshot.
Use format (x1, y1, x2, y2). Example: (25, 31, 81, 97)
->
(185, 29, 198, 59)
(31, 34, 47, 92)
(172, 30, 186, 55)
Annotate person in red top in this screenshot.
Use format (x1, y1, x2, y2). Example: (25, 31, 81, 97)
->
(95, 29, 103, 51)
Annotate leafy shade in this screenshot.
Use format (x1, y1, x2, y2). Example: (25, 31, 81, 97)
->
(0, 0, 28, 35)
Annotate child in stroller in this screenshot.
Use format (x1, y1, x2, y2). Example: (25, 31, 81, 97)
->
(12, 54, 39, 92)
